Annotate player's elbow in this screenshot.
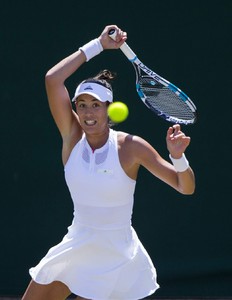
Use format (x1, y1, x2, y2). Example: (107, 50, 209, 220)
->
(45, 70, 56, 84)
(177, 170, 195, 195)
(179, 185, 195, 195)
(182, 189, 195, 196)
(45, 68, 63, 86)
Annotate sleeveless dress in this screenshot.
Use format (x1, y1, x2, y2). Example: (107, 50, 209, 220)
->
(29, 129, 159, 299)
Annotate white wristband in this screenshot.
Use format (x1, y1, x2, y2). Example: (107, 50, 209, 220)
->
(79, 38, 103, 62)
(169, 153, 189, 172)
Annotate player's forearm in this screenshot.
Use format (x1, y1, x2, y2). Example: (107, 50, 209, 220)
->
(176, 167, 195, 195)
(45, 50, 86, 84)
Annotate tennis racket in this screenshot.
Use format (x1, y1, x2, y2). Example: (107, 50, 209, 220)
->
(109, 29, 197, 125)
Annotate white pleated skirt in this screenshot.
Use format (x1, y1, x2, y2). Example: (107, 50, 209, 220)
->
(29, 221, 159, 299)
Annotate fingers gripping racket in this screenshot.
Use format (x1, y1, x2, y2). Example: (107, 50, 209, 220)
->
(109, 29, 197, 125)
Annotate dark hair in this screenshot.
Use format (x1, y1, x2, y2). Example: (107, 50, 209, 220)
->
(83, 70, 117, 91)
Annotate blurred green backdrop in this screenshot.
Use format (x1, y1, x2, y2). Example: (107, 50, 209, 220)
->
(1, 0, 231, 297)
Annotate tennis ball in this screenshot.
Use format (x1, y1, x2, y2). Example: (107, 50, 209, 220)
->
(108, 101, 129, 123)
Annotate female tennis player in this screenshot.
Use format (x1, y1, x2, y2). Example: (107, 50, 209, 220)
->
(22, 25, 195, 300)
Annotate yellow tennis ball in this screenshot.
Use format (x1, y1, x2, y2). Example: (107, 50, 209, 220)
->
(108, 101, 129, 123)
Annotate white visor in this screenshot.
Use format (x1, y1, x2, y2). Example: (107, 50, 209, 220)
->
(72, 82, 113, 103)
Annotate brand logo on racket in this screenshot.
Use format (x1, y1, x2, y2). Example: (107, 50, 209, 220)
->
(138, 62, 159, 80)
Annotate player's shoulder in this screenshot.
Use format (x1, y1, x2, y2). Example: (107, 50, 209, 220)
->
(116, 131, 157, 164)
(116, 130, 150, 148)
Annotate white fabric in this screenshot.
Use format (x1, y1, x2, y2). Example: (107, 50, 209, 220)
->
(169, 153, 189, 172)
(79, 38, 103, 62)
(72, 81, 113, 103)
(29, 129, 159, 299)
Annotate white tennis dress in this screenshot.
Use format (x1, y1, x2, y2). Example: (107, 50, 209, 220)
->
(29, 129, 159, 299)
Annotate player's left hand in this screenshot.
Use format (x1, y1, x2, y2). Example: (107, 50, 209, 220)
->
(166, 124, 191, 159)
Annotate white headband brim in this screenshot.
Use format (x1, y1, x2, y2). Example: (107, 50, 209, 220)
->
(72, 82, 113, 103)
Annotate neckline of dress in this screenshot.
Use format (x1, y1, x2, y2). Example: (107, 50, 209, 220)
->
(84, 129, 112, 154)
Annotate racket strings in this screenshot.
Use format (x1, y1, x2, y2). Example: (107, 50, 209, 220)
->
(139, 77, 195, 122)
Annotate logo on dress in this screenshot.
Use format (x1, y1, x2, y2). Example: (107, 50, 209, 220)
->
(97, 169, 113, 174)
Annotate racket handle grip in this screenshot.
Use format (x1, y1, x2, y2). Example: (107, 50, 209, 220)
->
(108, 29, 137, 61)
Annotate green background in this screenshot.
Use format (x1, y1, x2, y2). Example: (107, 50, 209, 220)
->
(1, 0, 231, 297)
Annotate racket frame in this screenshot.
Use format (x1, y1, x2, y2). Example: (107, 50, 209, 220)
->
(109, 29, 197, 125)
